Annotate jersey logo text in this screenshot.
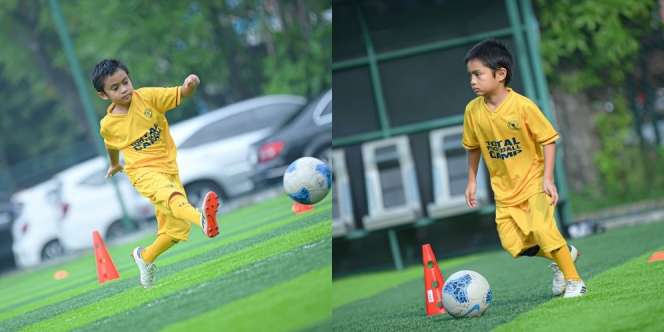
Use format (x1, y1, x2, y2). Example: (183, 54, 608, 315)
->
(486, 137, 522, 160)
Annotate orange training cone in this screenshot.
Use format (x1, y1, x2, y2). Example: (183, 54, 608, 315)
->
(648, 251, 664, 263)
(292, 202, 314, 214)
(422, 243, 446, 316)
(93, 230, 120, 284)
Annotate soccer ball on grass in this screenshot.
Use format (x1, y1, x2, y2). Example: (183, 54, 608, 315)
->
(442, 270, 492, 318)
(283, 157, 331, 205)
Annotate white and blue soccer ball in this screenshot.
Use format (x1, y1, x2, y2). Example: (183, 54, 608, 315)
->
(283, 157, 331, 205)
(442, 270, 492, 318)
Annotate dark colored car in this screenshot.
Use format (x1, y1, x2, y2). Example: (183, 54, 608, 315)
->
(0, 198, 17, 272)
(250, 89, 332, 188)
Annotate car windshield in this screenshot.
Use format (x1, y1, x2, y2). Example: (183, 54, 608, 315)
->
(278, 91, 330, 129)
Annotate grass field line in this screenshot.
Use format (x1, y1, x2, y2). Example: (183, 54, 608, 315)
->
(494, 248, 664, 332)
(0, 197, 286, 292)
(21, 221, 329, 332)
(330, 221, 664, 331)
(0, 205, 328, 314)
(162, 266, 332, 332)
(157, 209, 330, 266)
(0, 209, 329, 323)
(0, 216, 329, 331)
(73, 238, 331, 332)
(333, 255, 480, 309)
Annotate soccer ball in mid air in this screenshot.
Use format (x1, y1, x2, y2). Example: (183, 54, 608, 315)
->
(442, 270, 492, 318)
(283, 157, 331, 205)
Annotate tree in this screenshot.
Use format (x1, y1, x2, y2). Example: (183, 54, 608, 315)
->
(534, 0, 659, 204)
(0, 0, 331, 189)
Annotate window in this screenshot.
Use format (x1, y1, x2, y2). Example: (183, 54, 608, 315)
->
(313, 90, 332, 126)
(361, 136, 421, 231)
(427, 126, 489, 219)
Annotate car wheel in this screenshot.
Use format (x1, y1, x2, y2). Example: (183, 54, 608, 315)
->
(41, 240, 65, 261)
(185, 181, 224, 208)
(106, 219, 135, 241)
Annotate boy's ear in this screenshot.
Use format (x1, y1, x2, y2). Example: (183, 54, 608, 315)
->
(97, 91, 109, 100)
(495, 67, 507, 84)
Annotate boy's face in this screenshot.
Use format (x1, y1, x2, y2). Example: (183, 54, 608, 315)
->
(97, 69, 134, 105)
(466, 59, 506, 96)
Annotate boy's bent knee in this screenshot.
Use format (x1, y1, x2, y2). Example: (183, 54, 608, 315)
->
(167, 192, 185, 205)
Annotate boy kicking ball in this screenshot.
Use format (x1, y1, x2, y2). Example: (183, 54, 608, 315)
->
(462, 40, 586, 298)
(91, 59, 220, 288)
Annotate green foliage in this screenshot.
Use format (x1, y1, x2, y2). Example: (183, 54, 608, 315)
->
(536, 0, 663, 211)
(0, 0, 331, 185)
(536, 0, 656, 92)
(262, 3, 332, 97)
(594, 94, 644, 195)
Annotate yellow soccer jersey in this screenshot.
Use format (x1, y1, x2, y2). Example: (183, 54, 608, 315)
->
(99, 87, 181, 175)
(462, 88, 559, 207)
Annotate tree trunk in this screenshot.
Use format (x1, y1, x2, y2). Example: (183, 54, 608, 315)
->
(206, 2, 259, 102)
(9, 3, 92, 143)
(551, 87, 601, 195)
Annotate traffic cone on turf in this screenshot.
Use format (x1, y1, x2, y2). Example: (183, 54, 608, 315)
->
(292, 202, 314, 214)
(422, 243, 446, 316)
(648, 251, 664, 263)
(93, 230, 120, 284)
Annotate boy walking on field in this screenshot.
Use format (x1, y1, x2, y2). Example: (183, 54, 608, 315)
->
(92, 59, 220, 288)
(462, 40, 586, 298)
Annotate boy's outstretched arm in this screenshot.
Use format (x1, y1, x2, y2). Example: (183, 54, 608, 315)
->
(105, 147, 123, 178)
(543, 143, 558, 206)
(181, 74, 200, 98)
(465, 148, 481, 208)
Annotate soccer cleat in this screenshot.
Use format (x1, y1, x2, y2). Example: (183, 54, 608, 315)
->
(200, 191, 220, 238)
(131, 247, 156, 288)
(551, 245, 579, 296)
(563, 279, 587, 298)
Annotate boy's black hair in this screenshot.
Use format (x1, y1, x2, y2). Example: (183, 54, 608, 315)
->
(464, 39, 513, 85)
(91, 59, 130, 92)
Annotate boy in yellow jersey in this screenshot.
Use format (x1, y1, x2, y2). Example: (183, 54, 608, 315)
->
(91, 59, 220, 288)
(461, 40, 586, 298)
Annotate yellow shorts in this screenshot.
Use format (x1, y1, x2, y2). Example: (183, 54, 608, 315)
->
(495, 192, 566, 258)
(128, 169, 192, 241)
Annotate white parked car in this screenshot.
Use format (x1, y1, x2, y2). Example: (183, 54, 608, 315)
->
(171, 94, 306, 206)
(55, 157, 154, 251)
(11, 179, 64, 268)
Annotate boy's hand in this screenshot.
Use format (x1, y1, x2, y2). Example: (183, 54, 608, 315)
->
(543, 179, 558, 206)
(106, 164, 124, 178)
(465, 181, 477, 208)
(183, 74, 200, 89)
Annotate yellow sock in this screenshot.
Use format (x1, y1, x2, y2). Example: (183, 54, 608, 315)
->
(551, 245, 581, 280)
(142, 234, 177, 263)
(536, 248, 555, 261)
(169, 194, 202, 227)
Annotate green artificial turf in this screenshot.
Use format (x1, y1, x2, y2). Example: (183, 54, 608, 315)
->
(495, 249, 664, 332)
(331, 220, 664, 331)
(0, 194, 331, 331)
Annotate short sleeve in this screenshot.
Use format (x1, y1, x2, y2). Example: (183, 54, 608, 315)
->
(140, 87, 181, 113)
(462, 106, 480, 150)
(99, 121, 120, 150)
(524, 102, 559, 145)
